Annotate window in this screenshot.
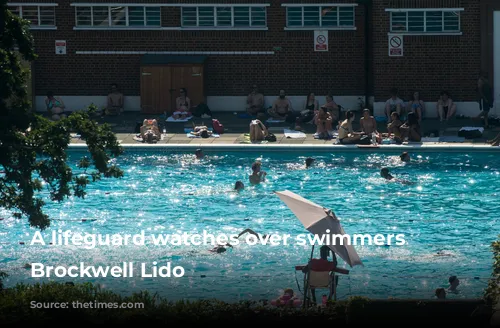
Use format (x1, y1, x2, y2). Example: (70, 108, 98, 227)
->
(74, 5, 161, 28)
(388, 9, 462, 34)
(8, 4, 57, 28)
(284, 4, 356, 29)
(180, 5, 268, 29)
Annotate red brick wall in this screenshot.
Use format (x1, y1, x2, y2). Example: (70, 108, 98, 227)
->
(372, 0, 481, 103)
(22, 0, 366, 97)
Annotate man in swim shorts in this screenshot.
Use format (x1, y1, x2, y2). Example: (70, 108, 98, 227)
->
(249, 161, 267, 185)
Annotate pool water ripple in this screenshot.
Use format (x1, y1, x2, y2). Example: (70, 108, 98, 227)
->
(0, 151, 499, 301)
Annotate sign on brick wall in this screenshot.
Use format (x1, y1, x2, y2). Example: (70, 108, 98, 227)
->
(314, 30, 328, 52)
(55, 40, 66, 55)
(388, 34, 403, 57)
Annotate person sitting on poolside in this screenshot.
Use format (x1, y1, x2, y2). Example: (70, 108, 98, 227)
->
(268, 90, 293, 120)
(140, 119, 161, 143)
(437, 91, 457, 122)
(106, 83, 123, 116)
(400, 152, 410, 162)
(400, 112, 422, 142)
(387, 112, 403, 142)
(246, 85, 264, 115)
(488, 132, 500, 146)
(249, 161, 267, 185)
(45, 91, 67, 121)
(250, 119, 268, 142)
(234, 181, 244, 191)
(338, 111, 364, 144)
(191, 126, 212, 138)
(315, 106, 334, 139)
(173, 88, 192, 120)
(360, 108, 381, 143)
(322, 94, 340, 124)
(385, 88, 405, 122)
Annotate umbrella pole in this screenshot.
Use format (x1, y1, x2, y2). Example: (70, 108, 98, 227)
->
(303, 245, 315, 308)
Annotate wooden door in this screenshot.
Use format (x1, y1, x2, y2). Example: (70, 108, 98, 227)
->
(170, 65, 205, 110)
(140, 66, 172, 114)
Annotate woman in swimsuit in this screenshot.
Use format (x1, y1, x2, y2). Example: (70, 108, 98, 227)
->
(400, 112, 421, 142)
(387, 112, 403, 141)
(436, 91, 456, 122)
(338, 111, 363, 144)
(45, 91, 66, 121)
(315, 106, 333, 139)
(298, 92, 318, 123)
(407, 91, 425, 122)
(174, 88, 192, 120)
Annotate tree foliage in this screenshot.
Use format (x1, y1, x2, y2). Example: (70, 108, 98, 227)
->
(0, 1, 123, 230)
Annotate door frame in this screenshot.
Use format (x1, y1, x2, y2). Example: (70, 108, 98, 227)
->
(481, 1, 500, 112)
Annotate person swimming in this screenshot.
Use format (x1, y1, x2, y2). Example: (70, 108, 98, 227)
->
(400, 152, 410, 162)
(305, 157, 315, 168)
(209, 243, 233, 253)
(380, 168, 414, 185)
(249, 161, 267, 185)
(448, 275, 460, 291)
(234, 181, 244, 191)
(237, 228, 268, 239)
(195, 149, 204, 159)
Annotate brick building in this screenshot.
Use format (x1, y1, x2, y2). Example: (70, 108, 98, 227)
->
(6, 0, 500, 117)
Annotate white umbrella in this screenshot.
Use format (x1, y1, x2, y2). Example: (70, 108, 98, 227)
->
(275, 190, 363, 268)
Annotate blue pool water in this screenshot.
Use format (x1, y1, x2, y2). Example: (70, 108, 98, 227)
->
(1, 150, 499, 301)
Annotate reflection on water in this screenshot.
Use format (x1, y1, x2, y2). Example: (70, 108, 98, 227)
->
(0, 151, 499, 301)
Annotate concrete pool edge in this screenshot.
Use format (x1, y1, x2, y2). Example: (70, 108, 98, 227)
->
(66, 143, 500, 152)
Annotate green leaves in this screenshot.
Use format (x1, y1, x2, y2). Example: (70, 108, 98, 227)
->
(0, 3, 124, 230)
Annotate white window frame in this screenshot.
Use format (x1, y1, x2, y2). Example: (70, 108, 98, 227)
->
(71, 3, 172, 30)
(386, 8, 464, 36)
(281, 3, 357, 31)
(7, 3, 58, 30)
(177, 4, 269, 30)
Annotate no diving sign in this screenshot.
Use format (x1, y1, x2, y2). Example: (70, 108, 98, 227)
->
(314, 30, 328, 52)
(388, 34, 403, 57)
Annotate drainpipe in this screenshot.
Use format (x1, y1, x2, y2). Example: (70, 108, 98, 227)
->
(358, 0, 373, 110)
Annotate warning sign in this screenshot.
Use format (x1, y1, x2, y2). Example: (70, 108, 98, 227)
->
(55, 40, 66, 55)
(388, 34, 403, 57)
(314, 30, 328, 52)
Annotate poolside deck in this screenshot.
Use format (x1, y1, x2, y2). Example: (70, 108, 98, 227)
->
(67, 112, 500, 150)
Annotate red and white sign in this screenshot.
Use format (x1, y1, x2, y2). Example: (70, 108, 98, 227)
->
(388, 34, 403, 57)
(55, 40, 66, 55)
(314, 30, 328, 52)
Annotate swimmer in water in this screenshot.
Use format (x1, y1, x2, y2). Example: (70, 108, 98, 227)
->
(305, 157, 315, 168)
(380, 168, 414, 185)
(434, 250, 454, 257)
(195, 149, 203, 159)
(448, 275, 459, 292)
(234, 181, 244, 191)
(237, 228, 268, 239)
(249, 161, 267, 185)
(400, 152, 410, 162)
(209, 243, 233, 253)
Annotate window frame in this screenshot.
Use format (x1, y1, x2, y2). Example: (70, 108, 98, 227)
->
(178, 4, 269, 30)
(282, 3, 357, 31)
(71, 3, 167, 30)
(7, 3, 58, 30)
(386, 8, 464, 35)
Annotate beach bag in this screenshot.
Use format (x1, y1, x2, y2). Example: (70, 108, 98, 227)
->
(265, 132, 277, 142)
(212, 119, 224, 134)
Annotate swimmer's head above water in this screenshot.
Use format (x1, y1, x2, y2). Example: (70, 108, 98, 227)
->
(234, 181, 244, 191)
(305, 157, 315, 168)
(400, 152, 410, 162)
(380, 168, 393, 180)
(195, 149, 203, 158)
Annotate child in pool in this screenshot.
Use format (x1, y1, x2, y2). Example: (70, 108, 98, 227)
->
(271, 288, 301, 307)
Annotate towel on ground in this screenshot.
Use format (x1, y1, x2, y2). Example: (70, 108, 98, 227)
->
(284, 129, 306, 138)
(133, 134, 166, 142)
(239, 133, 268, 144)
(439, 136, 465, 142)
(460, 126, 484, 133)
(421, 137, 440, 142)
(166, 116, 192, 122)
(266, 118, 286, 123)
(187, 133, 220, 138)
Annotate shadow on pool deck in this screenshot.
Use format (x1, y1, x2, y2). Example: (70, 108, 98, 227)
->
(60, 111, 500, 145)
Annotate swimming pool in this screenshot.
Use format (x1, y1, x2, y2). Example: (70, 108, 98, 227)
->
(1, 150, 499, 301)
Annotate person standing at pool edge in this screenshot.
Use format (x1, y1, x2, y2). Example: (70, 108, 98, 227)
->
(249, 161, 266, 185)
